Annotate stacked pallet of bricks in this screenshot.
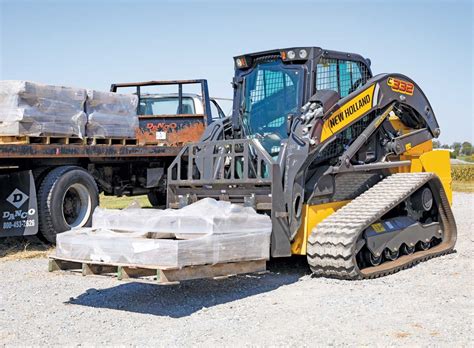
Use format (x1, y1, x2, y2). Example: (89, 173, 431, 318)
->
(0, 81, 87, 138)
(85, 90, 138, 139)
(53, 198, 272, 271)
(0, 80, 138, 141)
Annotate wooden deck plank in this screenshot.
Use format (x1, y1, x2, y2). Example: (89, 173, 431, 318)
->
(48, 256, 267, 284)
(0, 135, 86, 145)
(48, 258, 82, 272)
(82, 263, 118, 276)
(0, 135, 139, 146)
(158, 260, 267, 283)
(118, 266, 157, 280)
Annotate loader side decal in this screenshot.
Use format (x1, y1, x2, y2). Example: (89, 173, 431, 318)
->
(321, 84, 376, 142)
(387, 77, 414, 96)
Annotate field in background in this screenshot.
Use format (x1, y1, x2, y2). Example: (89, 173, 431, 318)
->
(456, 155, 474, 163)
(452, 181, 474, 192)
(451, 164, 474, 181)
(451, 164, 474, 192)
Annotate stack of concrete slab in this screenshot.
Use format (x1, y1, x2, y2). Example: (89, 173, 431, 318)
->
(85, 90, 138, 138)
(55, 198, 272, 268)
(0, 80, 140, 139)
(0, 80, 87, 137)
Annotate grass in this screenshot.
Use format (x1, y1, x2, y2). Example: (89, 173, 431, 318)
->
(452, 180, 474, 193)
(456, 155, 474, 163)
(0, 237, 52, 262)
(99, 194, 152, 209)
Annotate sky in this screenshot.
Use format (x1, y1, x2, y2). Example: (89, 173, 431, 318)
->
(1, 0, 472, 144)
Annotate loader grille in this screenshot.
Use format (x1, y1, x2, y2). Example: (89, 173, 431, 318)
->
(312, 112, 377, 166)
(168, 139, 274, 184)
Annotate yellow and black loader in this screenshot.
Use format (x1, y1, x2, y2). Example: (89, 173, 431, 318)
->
(167, 46, 456, 279)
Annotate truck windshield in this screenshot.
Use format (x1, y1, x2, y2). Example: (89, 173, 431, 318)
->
(240, 60, 303, 155)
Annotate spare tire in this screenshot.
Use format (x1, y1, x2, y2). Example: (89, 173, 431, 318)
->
(38, 166, 99, 243)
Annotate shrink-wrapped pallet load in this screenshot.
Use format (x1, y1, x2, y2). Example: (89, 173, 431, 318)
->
(85, 90, 138, 138)
(0, 80, 87, 138)
(55, 198, 272, 268)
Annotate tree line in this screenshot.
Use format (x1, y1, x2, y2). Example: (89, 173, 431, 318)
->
(433, 140, 473, 158)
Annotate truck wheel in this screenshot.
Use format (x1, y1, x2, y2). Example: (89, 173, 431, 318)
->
(32, 167, 51, 186)
(38, 166, 99, 243)
(147, 190, 166, 208)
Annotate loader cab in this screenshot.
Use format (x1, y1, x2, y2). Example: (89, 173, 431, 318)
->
(232, 47, 372, 155)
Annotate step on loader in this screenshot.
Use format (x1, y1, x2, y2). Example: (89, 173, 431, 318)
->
(167, 46, 457, 280)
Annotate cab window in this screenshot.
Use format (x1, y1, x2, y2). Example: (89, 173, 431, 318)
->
(138, 97, 196, 115)
(316, 58, 370, 98)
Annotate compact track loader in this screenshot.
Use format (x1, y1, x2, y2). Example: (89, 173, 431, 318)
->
(168, 47, 457, 280)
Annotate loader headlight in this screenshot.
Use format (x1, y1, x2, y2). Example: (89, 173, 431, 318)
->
(235, 56, 251, 69)
(280, 48, 310, 62)
(236, 58, 244, 68)
(299, 49, 308, 59)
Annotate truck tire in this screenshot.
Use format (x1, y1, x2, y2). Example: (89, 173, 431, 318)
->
(32, 167, 51, 186)
(147, 190, 166, 208)
(38, 166, 99, 243)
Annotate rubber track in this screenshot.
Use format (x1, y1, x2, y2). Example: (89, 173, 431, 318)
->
(307, 172, 457, 280)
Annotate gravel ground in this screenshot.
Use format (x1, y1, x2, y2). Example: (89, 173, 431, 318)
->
(0, 193, 472, 346)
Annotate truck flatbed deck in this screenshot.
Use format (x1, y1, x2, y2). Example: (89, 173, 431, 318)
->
(0, 142, 181, 159)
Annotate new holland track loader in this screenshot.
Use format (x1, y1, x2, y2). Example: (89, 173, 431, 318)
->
(167, 46, 457, 280)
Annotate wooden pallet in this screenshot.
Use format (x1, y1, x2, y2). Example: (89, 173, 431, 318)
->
(0, 136, 139, 146)
(88, 137, 138, 146)
(0, 135, 86, 145)
(48, 256, 267, 284)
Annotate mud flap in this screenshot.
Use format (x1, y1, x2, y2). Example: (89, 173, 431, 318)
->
(0, 171, 38, 237)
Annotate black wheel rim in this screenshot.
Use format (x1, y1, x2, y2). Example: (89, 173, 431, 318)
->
(61, 183, 92, 228)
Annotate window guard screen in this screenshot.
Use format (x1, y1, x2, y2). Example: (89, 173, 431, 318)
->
(316, 58, 371, 98)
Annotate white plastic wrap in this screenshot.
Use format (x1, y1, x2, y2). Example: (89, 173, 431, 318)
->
(85, 90, 138, 138)
(55, 198, 272, 268)
(92, 198, 271, 238)
(0, 80, 87, 137)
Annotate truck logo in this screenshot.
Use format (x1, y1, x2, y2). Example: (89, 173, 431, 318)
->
(6, 189, 28, 208)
